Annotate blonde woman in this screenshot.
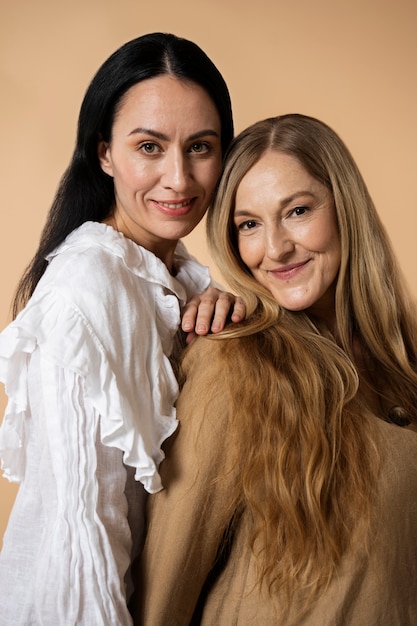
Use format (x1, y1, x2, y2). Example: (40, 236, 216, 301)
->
(135, 114, 417, 625)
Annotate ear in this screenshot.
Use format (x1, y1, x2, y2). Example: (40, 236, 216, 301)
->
(98, 139, 113, 177)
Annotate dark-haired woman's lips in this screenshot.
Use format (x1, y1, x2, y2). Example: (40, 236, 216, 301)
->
(154, 198, 197, 216)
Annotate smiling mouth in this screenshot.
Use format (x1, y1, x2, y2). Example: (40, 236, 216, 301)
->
(268, 260, 310, 279)
(158, 199, 193, 209)
(277, 261, 309, 273)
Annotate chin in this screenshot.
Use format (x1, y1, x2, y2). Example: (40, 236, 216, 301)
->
(276, 298, 313, 312)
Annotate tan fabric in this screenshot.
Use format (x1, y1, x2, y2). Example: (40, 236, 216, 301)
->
(134, 339, 417, 626)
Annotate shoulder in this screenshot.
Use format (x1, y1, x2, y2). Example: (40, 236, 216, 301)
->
(182, 330, 263, 372)
(177, 337, 237, 416)
(178, 333, 263, 425)
(45, 225, 128, 284)
(182, 335, 227, 370)
(39, 224, 154, 317)
(179, 338, 229, 403)
(181, 333, 253, 384)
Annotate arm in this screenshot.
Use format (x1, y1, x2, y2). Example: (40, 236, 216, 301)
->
(181, 286, 246, 343)
(32, 353, 133, 625)
(134, 339, 237, 625)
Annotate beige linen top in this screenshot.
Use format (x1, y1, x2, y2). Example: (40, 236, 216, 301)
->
(135, 337, 417, 626)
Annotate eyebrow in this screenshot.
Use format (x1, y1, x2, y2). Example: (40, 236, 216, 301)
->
(234, 191, 316, 217)
(128, 127, 220, 141)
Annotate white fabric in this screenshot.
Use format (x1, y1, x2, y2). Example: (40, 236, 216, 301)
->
(0, 221, 211, 625)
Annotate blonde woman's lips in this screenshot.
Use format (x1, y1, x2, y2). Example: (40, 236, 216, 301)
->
(269, 260, 311, 280)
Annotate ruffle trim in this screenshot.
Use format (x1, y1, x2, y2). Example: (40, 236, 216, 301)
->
(47, 222, 211, 304)
(0, 290, 178, 493)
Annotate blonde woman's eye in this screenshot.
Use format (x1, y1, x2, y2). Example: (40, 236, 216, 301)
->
(293, 206, 308, 216)
(238, 220, 257, 231)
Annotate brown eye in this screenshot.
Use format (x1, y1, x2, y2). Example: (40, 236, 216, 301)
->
(237, 220, 257, 231)
(189, 142, 211, 154)
(293, 206, 308, 216)
(139, 142, 160, 154)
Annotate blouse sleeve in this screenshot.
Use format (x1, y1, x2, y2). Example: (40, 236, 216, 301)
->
(0, 285, 151, 624)
(134, 338, 238, 625)
(0, 348, 134, 625)
(0, 285, 177, 493)
(40, 351, 136, 624)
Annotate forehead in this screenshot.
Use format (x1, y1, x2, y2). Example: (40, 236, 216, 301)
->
(113, 75, 221, 132)
(236, 150, 329, 201)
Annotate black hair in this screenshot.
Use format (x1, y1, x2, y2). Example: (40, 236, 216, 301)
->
(13, 32, 234, 316)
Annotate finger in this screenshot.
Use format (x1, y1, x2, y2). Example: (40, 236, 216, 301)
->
(210, 295, 246, 332)
(182, 289, 245, 336)
(208, 292, 236, 333)
(196, 292, 237, 334)
(190, 288, 224, 335)
(181, 298, 199, 333)
(185, 330, 197, 345)
(230, 296, 246, 323)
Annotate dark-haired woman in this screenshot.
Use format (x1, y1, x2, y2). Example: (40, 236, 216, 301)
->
(0, 33, 240, 625)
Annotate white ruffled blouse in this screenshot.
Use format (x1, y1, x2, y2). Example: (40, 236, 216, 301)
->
(0, 221, 211, 625)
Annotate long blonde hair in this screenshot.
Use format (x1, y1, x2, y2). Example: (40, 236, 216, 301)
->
(199, 114, 417, 611)
(208, 114, 417, 423)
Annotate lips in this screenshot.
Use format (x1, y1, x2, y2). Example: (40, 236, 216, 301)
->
(158, 200, 193, 209)
(268, 260, 310, 280)
(152, 197, 198, 217)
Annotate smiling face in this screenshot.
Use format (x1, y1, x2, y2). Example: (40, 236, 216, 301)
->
(234, 150, 341, 321)
(98, 75, 222, 268)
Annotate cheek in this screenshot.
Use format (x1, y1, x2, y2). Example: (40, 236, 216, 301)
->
(113, 161, 154, 193)
(325, 227, 341, 267)
(310, 219, 340, 257)
(201, 160, 222, 194)
(238, 237, 263, 269)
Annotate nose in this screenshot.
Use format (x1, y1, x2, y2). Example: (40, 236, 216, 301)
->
(161, 148, 191, 191)
(265, 224, 294, 260)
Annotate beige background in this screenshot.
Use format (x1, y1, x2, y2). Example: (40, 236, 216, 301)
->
(1, 0, 416, 543)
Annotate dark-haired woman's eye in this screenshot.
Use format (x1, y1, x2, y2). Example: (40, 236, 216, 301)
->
(189, 142, 211, 154)
(139, 142, 160, 154)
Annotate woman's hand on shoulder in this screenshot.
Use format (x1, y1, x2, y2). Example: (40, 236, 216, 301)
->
(182, 286, 245, 344)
